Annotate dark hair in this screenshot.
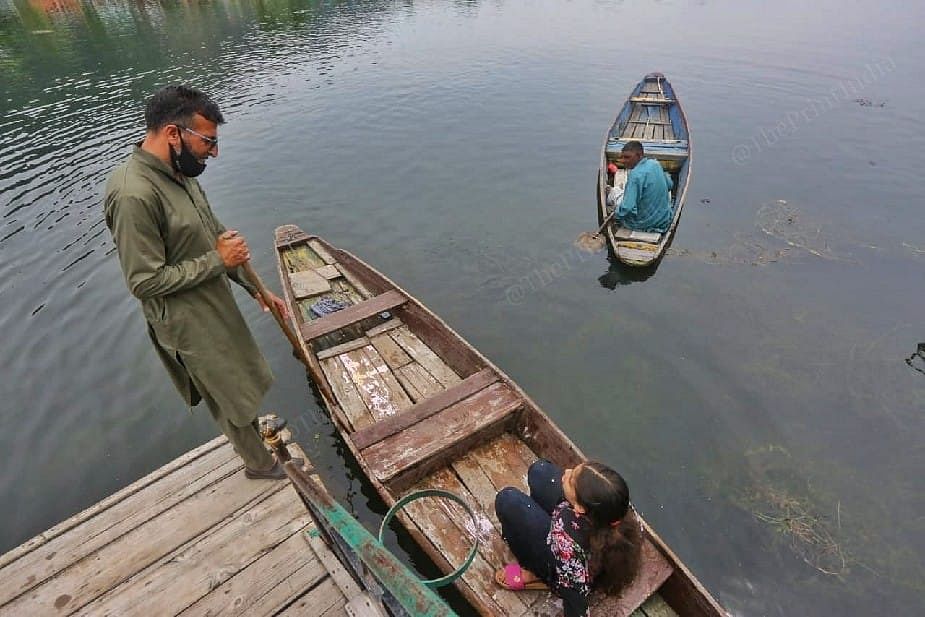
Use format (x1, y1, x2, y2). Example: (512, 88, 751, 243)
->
(622, 140, 644, 156)
(144, 85, 225, 131)
(575, 462, 642, 594)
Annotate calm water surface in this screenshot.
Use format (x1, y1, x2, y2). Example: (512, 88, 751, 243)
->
(2, 0, 924, 614)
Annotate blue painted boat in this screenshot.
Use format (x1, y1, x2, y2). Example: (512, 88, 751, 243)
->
(597, 73, 691, 266)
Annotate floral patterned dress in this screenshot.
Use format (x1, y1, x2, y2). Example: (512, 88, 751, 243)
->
(547, 501, 593, 617)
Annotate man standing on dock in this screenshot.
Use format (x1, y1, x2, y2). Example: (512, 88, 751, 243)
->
(104, 85, 291, 480)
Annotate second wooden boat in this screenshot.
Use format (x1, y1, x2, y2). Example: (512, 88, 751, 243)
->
(597, 72, 692, 266)
(274, 225, 724, 616)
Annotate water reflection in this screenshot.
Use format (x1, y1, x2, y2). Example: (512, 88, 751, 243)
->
(597, 257, 657, 287)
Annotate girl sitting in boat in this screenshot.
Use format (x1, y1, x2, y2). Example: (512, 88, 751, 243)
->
(494, 459, 641, 617)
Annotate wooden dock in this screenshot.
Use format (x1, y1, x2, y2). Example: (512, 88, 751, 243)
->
(0, 433, 381, 617)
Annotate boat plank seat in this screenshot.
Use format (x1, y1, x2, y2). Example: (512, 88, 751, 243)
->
(350, 368, 499, 450)
(612, 227, 662, 244)
(363, 382, 523, 483)
(299, 289, 407, 340)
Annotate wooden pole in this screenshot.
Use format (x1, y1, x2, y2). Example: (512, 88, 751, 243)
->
(241, 261, 310, 367)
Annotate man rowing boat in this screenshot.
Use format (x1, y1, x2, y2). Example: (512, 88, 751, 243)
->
(608, 141, 674, 233)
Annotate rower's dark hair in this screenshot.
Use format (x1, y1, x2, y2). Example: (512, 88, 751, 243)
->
(576, 462, 641, 595)
(144, 85, 225, 131)
(622, 140, 644, 156)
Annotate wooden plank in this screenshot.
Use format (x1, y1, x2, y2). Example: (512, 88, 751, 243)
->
(450, 453, 504, 528)
(589, 536, 674, 616)
(315, 264, 341, 280)
(339, 346, 413, 421)
(388, 326, 461, 388)
(289, 269, 332, 299)
(178, 531, 327, 617)
(364, 382, 522, 482)
(420, 468, 518, 572)
(308, 240, 337, 265)
(320, 358, 375, 431)
(394, 362, 444, 403)
(305, 525, 362, 600)
(331, 279, 364, 305)
(471, 433, 534, 493)
(639, 593, 678, 617)
(365, 318, 402, 338)
(350, 369, 498, 450)
(78, 489, 312, 616)
(401, 479, 526, 616)
(275, 577, 345, 617)
(1, 474, 284, 615)
(299, 290, 406, 341)
(0, 443, 240, 608)
(317, 337, 370, 361)
(369, 334, 412, 370)
(336, 265, 373, 300)
(0, 435, 226, 570)
(345, 593, 389, 617)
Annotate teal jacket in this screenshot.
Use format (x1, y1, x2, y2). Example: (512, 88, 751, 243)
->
(617, 158, 674, 233)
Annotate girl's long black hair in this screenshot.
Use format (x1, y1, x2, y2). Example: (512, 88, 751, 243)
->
(575, 462, 642, 594)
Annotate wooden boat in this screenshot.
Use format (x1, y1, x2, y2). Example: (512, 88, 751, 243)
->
(597, 72, 691, 266)
(273, 225, 724, 617)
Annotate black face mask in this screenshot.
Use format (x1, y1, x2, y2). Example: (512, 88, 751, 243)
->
(171, 135, 207, 178)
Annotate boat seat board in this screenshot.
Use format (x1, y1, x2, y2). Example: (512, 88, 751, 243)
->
(612, 227, 662, 243)
(363, 382, 523, 483)
(350, 368, 499, 450)
(299, 290, 407, 341)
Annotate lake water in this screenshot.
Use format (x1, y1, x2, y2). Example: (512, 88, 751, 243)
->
(1, 0, 923, 614)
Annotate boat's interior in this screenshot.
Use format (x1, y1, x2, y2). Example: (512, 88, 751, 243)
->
(275, 226, 691, 616)
(603, 75, 690, 246)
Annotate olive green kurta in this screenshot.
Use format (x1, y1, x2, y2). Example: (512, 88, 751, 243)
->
(104, 146, 272, 428)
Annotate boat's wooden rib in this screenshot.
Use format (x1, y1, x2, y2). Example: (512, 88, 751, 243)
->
(598, 72, 692, 266)
(274, 225, 725, 617)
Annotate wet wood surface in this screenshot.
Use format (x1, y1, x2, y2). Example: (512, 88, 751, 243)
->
(0, 436, 358, 617)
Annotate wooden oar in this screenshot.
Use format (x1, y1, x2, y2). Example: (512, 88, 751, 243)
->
(242, 261, 311, 367)
(576, 207, 617, 252)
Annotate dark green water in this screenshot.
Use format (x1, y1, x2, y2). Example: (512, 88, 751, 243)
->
(2, 0, 923, 614)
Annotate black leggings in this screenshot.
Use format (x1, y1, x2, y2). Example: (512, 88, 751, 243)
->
(494, 459, 565, 585)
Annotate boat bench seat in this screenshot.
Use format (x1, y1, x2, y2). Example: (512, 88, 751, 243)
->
(360, 377, 523, 484)
(612, 227, 662, 244)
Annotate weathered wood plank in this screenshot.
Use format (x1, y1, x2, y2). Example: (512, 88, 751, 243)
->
(299, 291, 406, 341)
(315, 264, 341, 280)
(0, 444, 240, 608)
(275, 577, 345, 617)
(0, 436, 227, 571)
(336, 265, 373, 300)
(450, 453, 504, 528)
(289, 269, 332, 299)
(394, 362, 444, 403)
(320, 358, 375, 431)
(350, 369, 498, 451)
(368, 334, 412, 370)
(639, 592, 678, 617)
(339, 346, 413, 422)
(304, 526, 362, 600)
(77, 489, 312, 616)
(388, 326, 461, 388)
(364, 318, 402, 338)
(317, 337, 370, 361)
(401, 480, 525, 616)
(471, 433, 535, 493)
(589, 535, 674, 616)
(308, 240, 337, 265)
(364, 382, 522, 482)
(1, 474, 284, 615)
(178, 531, 327, 617)
(345, 593, 389, 617)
